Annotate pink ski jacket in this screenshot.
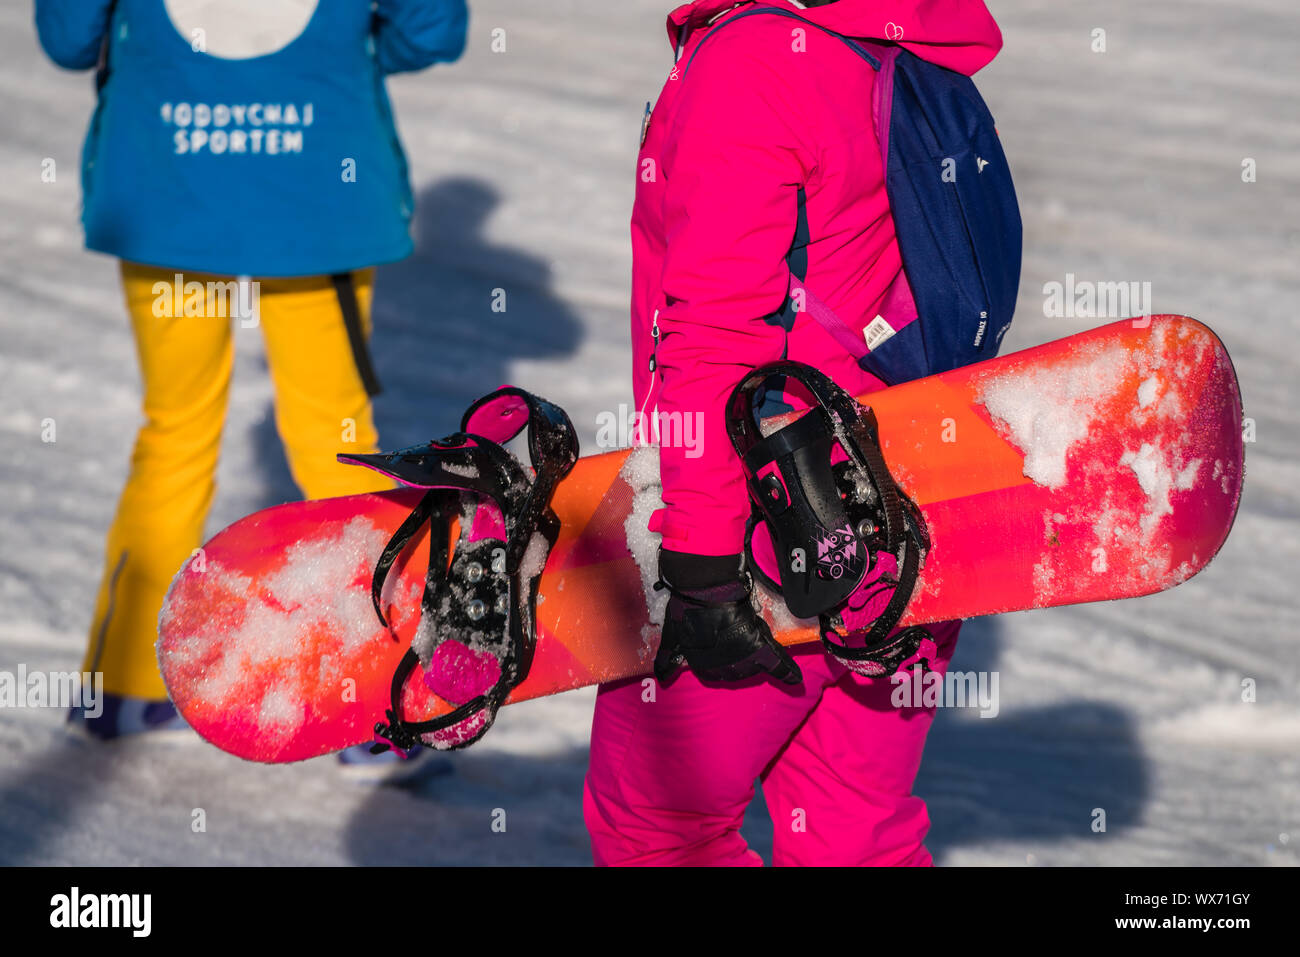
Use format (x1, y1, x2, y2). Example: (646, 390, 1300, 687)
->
(631, 0, 1003, 555)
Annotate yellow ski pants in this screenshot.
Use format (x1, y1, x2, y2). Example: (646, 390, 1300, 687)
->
(84, 262, 393, 699)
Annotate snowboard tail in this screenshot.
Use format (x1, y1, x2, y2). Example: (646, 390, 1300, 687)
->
(158, 316, 1244, 762)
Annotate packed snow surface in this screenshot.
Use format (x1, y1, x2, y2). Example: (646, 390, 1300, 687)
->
(1, 1, 1296, 866)
(1120, 444, 1202, 536)
(162, 516, 389, 748)
(978, 340, 1128, 488)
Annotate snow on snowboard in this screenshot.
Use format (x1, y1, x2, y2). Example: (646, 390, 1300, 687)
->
(158, 316, 1244, 762)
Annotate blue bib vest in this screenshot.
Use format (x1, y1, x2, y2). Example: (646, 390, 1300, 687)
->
(66, 0, 465, 277)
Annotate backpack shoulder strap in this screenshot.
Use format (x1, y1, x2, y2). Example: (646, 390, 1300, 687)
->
(674, 4, 897, 374)
(681, 4, 881, 79)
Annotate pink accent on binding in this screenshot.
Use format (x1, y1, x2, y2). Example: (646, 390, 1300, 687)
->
(838, 551, 899, 632)
(464, 391, 530, 444)
(424, 639, 503, 705)
(814, 525, 865, 582)
(423, 708, 490, 750)
(754, 461, 790, 509)
(467, 501, 506, 542)
(372, 734, 412, 760)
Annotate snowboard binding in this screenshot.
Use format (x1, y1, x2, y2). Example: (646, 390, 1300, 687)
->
(726, 361, 933, 677)
(339, 387, 578, 752)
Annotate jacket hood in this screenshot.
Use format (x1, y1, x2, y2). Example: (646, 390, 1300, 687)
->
(667, 0, 1003, 75)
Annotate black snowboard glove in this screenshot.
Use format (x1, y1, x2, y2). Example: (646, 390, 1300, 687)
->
(653, 549, 802, 687)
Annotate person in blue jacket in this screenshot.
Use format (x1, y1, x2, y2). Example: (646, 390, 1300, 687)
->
(36, 0, 467, 777)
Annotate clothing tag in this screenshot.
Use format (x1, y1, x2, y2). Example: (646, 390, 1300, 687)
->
(863, 315, 896, 351)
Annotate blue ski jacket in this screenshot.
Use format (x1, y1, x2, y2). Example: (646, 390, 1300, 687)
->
(35, 0, 468, 277)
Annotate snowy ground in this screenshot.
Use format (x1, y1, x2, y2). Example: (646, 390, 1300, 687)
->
(1, 0, 1296, 866)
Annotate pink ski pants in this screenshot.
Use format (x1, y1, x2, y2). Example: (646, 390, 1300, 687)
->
(583, 619, 960, 866)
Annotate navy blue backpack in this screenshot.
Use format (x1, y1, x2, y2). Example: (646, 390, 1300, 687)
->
(683, 6, 1022, 385)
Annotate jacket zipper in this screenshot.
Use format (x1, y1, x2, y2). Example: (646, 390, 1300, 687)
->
(637, 310, 662, 445)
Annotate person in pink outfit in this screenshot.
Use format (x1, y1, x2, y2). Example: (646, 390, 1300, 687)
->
(584, 0, 1006, 865)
